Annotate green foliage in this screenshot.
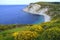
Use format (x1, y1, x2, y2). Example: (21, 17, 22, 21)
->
(0, 33, 14, 40)
(0, 24, 32, 31)
(41, 27, 60, 40)
(40, 20, 60, 30)
(0, 24, 16, 31)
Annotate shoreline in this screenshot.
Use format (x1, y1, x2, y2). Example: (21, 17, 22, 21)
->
(23, 6, 51, 22)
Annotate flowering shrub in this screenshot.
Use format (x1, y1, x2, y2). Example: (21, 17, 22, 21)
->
(13, 31, 39, 40)
(29, 25, 44, 34)
(41, 27, 60, 40)
(13, 32, 18, 37)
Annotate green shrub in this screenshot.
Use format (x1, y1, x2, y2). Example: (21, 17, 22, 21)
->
(0, 33, 14, 40)
(13, 31, 39, 40)
(29, 25, 44, 34)
(41, 27, 60, 40)
(0, 25, 16, 31)
(40, 20, 60, 30)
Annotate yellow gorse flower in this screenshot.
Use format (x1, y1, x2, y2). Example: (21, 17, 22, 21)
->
(29, 25, 43, 34)
(13, 32, 18, 37)
(13, 31, 39, 40)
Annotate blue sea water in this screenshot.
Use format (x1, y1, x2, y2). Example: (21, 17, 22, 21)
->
(0, 5, 44, 24)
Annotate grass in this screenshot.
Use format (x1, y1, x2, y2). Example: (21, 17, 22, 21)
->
(0, 26, 29, 40)
(0, 26, 28, 35)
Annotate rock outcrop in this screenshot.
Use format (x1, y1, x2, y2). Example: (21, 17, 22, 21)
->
(23, 3, 41, 14)
(23, 3, 51, 22)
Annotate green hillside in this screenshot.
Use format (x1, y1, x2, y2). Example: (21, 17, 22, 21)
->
(0, 2, 60, 40)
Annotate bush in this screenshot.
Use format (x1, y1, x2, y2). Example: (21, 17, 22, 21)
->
(29, 25, 44, 34)
(40, 20, 60, 30)
(0, 33, 14, 40)
(0, 25, 16, 31)
(41, 27, 60, 40)
(13, 31, 39, 40)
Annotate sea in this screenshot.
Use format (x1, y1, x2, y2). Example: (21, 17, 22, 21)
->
(0, 5, 44, 24)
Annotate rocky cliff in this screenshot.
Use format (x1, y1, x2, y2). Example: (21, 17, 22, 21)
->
(23, 3, 51, 22)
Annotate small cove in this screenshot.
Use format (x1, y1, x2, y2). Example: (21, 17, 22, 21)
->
(0, 5, 45, 24)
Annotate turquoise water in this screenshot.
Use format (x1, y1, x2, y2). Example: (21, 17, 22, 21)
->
(0, 5, 44, 24)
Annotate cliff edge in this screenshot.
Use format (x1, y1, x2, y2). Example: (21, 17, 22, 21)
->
(23, 3, 51, 22)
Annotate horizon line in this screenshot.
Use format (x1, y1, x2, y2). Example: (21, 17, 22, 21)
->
(0, 2, 60, 5)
